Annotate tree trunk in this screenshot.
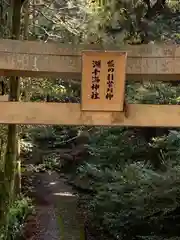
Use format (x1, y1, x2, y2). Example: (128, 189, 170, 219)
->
(0, 0, 23, 236)
(14, 0, 29, 196)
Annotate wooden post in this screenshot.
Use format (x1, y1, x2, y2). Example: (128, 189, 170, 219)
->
(1, 0, 23, 235)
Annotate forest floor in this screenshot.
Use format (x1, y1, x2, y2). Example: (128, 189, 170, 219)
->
(22, 170, 86, 240)
(21, 142, 99, 240)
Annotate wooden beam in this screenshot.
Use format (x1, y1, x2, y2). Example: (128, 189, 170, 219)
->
(0, 39, 180, 80)
(1, 39, 180, 57)
(0, 95, 8, 101)
(0, 102, 180, 127)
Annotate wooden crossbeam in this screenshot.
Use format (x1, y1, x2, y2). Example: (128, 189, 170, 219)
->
(0, 39, 180, 81)
(0, 102, 180, 127)
(0, 95, 8, 101)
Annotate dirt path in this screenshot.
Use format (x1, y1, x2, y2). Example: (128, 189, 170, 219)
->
(24, 171, 85, 240)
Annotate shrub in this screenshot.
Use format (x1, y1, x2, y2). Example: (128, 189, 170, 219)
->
(76, 128, 180, 239)
(0, 197, 33, 240)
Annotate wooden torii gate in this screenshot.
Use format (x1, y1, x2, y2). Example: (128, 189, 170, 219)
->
(0, 39, 180, 127)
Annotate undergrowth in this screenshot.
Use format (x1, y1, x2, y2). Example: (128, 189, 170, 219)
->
(75, 128, 180, 240)
(0, 197, 33, 240)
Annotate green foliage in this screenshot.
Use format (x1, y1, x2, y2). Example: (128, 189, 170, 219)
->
(0, 197, 33, 240)
(75, 127, 180, 239)
(127, 82, 180, 104)
(82, 127, 148, 170)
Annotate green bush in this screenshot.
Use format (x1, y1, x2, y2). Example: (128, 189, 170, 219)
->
(76, 127, 180, 240)
(0, 197, 33, 240)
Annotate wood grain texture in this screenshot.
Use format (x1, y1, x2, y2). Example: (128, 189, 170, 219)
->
(0, 39, 180, 80)
(0, 102, 180, 127)
(0, 95, 8, 101)
(0, 39, 179, 57)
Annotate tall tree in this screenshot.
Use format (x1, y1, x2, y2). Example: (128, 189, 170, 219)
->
(0, 0, 24, 236)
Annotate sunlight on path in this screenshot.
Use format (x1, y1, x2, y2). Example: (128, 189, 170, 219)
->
(32, 171, 85, 240)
